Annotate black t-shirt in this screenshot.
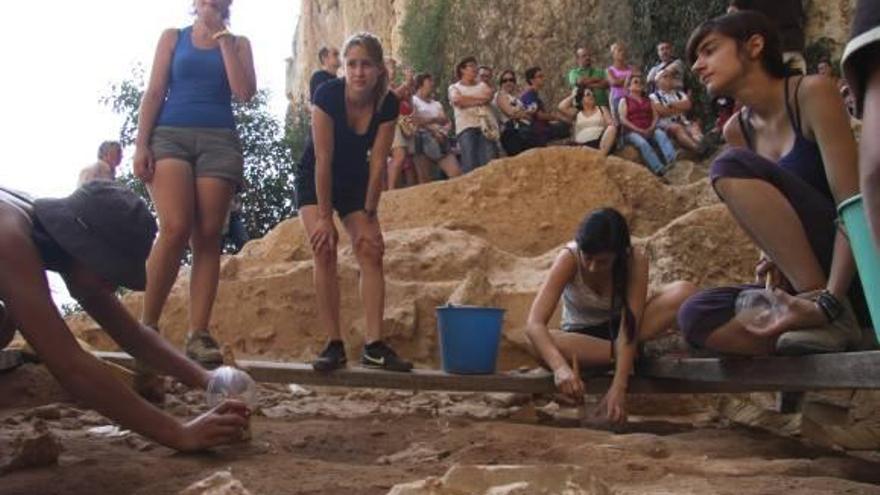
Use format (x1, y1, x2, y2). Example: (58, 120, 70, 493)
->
(298, 78, 399, 194)
(309, 70, 336, 104)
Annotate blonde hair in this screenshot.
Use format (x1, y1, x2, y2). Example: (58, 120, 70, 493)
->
(342, 32, 389, 110)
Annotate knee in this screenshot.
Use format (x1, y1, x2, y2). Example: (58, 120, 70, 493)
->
(312, 244, 337, 268)
(157, 217, 192, 248)
(353, 235, 383, 265)
(667, 280, 699, 306)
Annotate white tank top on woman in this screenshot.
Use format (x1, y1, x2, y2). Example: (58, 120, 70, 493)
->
(560, 242, 614, 330)
(574, 107, 607, 144)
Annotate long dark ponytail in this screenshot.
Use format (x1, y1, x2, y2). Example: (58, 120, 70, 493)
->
(575, 208, 636, 343)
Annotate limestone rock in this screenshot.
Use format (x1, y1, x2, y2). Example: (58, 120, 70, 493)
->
(179, 471, 253, 495)
(388, 464, 611, 495)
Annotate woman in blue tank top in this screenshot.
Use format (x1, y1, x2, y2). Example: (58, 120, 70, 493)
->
(132, 0, 256, 369)
(678, 11, 868, 356)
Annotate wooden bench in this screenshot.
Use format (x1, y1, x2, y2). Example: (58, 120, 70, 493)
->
(94, 350, 880, 395)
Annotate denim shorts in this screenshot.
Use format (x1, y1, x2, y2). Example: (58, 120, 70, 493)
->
(150, 126, 244, 186)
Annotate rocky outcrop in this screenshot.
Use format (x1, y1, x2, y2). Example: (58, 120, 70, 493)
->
(69, 148, 751, 371)
(286, 0, 856, 109)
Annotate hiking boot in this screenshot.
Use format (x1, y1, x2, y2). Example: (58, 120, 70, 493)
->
(0, 350, 24, 373)
(776, 291, 862, 355)
(361, 341, 413, 372)
(312, 340, 347, 372)
(185, 330, 224, 370)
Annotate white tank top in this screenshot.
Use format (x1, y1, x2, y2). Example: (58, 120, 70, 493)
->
(560, 242, 614, 330)
(574, 107, 607, 144)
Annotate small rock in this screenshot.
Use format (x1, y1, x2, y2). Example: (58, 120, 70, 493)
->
(178, 470, 253, 495)
(287, 384, 313, 398)
(30, 404, 63, 421)
(1, 421, 63, 473)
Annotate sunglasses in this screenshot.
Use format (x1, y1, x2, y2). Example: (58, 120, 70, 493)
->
(501, 77, 516, 83)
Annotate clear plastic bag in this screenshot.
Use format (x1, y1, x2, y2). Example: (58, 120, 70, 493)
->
(735, 288, 785, 332)
(206, 366, 257, 408)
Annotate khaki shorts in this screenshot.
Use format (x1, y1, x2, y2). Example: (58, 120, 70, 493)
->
(150, 126, 244, 186)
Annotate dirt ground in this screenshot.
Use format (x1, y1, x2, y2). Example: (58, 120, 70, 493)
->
(2, 364, 879, 495)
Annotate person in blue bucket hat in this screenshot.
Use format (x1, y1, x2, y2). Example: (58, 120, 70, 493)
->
(0, 181, 250, 451)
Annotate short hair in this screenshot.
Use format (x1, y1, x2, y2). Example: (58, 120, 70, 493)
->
(318, 46, 336, 64)
(97, 141, 121, 160)
(415, 72, 433, 89)
(455, 56, 478, 79)
(686, 11, 788, 79)
(525, 66, 542, 85)
(478, 65, 493, 73)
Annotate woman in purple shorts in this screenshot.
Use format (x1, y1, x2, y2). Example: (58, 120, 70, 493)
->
(679, 11, 871, 356)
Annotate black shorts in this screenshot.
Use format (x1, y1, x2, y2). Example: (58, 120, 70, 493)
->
(563, 316, 621, 341)
(294, 169, 367, 218)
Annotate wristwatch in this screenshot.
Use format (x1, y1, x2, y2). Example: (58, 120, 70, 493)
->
(815, 290, 844, 323)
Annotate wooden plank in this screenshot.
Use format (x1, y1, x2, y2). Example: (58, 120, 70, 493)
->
(636, 351, 880, 390)
(95, 350, 880, 394)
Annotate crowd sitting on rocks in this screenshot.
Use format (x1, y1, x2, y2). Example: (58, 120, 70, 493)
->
(1, 0, 879, 457)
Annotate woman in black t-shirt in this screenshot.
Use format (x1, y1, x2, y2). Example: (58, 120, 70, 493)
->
(295, 32, 413, 373)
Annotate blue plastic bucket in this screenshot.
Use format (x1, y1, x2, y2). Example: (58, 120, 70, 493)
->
(436, 305, 505, 374)
(838, 194, 880, 336)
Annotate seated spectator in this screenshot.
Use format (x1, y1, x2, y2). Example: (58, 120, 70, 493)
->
(310, 46, 340, 104)
(495, 70, 537, 156)
(521, 66, 570, 146)
(618, 74, 676, 176)
(387, 82, 417, 189)
(816, 57, 840, 87)
(650, 68, 704, 154)
(411, 73, 462, 182)
(607, 42, 635, 122)
(567, 47, 609, 108)
(478, 65, 495, 90)
(78, 140, 122, 186)
(559, 86, 617, 156)
(449, 56, 498, 172)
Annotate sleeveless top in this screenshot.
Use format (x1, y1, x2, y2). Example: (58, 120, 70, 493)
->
(737, 76, 833, 200)
(560, 242, 615, 330)
(156, 26, 236, 129)
(607, 65, 633, 100)
(574, 107, 607, 143)
(623, 95, 653, 131)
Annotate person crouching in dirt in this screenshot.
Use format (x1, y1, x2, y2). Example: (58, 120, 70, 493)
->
(0, 181, 249, 451)
(524, 208, 696, 423)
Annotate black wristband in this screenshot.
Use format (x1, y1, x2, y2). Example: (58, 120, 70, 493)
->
(815, 290, 843, 323)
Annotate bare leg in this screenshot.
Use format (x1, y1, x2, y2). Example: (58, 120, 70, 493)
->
(387, 147, 407, 190)
(299, 206, 341, 341)
(413, 155, 432, 184)
(599, 126, 618, 156)
(667, 123, 700, 152)
(188, 177, 235, 332)
(438, 153, 462, 177)
(541, 331, 614, 368)
(715, 178, 826, 292)
(639, 281, 698, 340)
(402, 156, 417, 187)
(342, 211, 385, 343)
(703, 319, 777, 355)
(142, 159, 195, 328)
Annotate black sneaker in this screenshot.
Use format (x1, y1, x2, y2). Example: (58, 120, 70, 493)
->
(313, 340, 347, 372)
(361, 341, 413, 372)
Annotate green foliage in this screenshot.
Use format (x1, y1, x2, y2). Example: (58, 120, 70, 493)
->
(629, 0, 729, 129)
(101, 68, 305, 242)
(400, 0, 452, 102)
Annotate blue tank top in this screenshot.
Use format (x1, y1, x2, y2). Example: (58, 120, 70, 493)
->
(156, 26, 235, 129)
(738, 76, 833, 201)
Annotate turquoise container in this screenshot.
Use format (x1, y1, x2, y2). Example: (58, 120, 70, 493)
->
(838, 194, 880, 336)
(436, 305, 505, 374)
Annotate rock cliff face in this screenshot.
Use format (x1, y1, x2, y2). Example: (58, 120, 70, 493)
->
(286, 0, 856, 108)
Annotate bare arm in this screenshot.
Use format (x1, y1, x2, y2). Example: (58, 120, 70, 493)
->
(524, 250, 576, 374)
(449, 85, 492, 109)
(617, 99, 642, 133)
(860, 62, 880, 250)
(311, 105, 335, 218)
(72, 288, 209, 390)
(0, 220, 182, 448)
(365, 120, 396, 212)
(135, 29, 177, 149)
(218, 35, 257, 102)
(609, 250, 649, 393)
(802, 76, 860, 299)
(722, 110, 748, 148)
